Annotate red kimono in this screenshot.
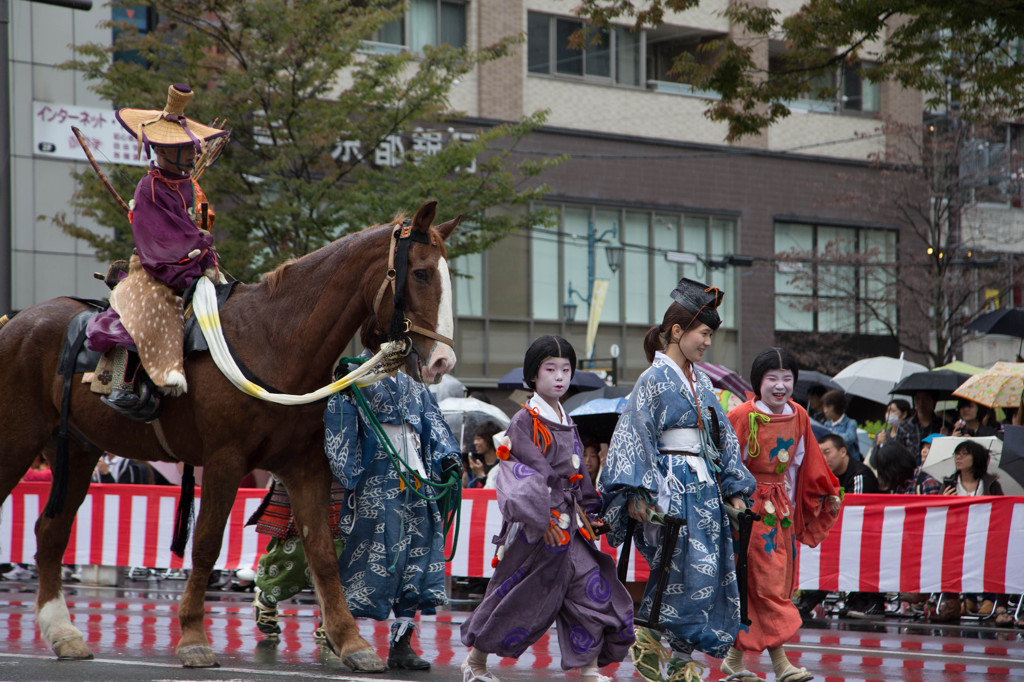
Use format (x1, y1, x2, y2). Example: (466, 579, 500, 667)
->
(727, 398, 840, 652)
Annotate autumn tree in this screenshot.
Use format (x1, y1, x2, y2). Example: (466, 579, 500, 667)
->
(774, 119, 1024, 368)
(57, 0, 561, 282)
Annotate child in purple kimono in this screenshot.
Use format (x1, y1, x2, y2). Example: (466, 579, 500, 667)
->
(460, 335, 634, 682)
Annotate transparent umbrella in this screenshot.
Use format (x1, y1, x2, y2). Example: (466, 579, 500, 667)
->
(438, 397, 511, 451)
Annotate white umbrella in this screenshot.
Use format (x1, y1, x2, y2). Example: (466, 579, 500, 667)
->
(922, 435, 1023, 495)
(428, 374, 467, 402)
(438, 397, 511, 451)
(832, 354, 928, 405)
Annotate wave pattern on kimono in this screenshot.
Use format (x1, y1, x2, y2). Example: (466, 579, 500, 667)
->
(598, 358, 756, 659)
(727, 399, 840, 652)
(324, 372, 460, 620)
(460, 407, 635, 670)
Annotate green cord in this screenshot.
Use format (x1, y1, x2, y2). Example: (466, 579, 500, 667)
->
(339, 357, 462, 560)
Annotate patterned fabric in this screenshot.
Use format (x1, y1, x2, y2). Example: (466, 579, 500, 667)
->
(728, 399, 841, 652)
(598, 356, 755, 659)
(324, 371, 460, 620)
(255, 536, 345, 606)
(254, 479, 347, 540)
(461, 406, 635, 670)
(892, 467, 942, 495)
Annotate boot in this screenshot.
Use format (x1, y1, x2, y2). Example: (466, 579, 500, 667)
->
(387, 620, 430, 670)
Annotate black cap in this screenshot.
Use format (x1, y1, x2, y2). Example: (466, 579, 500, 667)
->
(669, 277, 724, 331)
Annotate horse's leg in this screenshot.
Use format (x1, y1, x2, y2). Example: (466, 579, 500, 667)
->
(175, 462, 244, 668)
(282, 459, 385, 672)
(34, 446, 100, 660)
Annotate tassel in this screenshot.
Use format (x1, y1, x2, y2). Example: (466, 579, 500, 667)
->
(569, 474, 583, 484)
(171, 465, 196, 557)
(523, 404, 553, 454)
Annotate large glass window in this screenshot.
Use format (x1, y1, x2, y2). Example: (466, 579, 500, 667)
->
(775, 221, 897, 333)
(623, 212, 649, 323)
(452, 251, 483, 316)
(112, 5, 154, 67)
(366, 0, 466, 53)
(528, 12, 639, 85)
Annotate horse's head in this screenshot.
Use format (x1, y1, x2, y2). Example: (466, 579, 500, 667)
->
(367, 201, 459, 384)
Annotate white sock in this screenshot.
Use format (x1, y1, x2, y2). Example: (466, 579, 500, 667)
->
(467, 647, 488, 675)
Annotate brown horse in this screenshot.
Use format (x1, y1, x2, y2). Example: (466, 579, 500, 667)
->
(0, 201, 458, 670)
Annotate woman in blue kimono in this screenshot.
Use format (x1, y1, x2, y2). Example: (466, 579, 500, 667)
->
(324, 361, 462, 671)
(599, 278, 756, 682)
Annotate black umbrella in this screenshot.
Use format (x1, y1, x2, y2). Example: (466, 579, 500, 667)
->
(967, 307, 1024, 357)
(793, 370, 842, 404)
(890, 370, 972, 398)
(496, 367, 607, 392)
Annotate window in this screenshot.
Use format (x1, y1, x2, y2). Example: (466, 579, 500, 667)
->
(112, 5, 155, 67)
(452, 251, 483, 316)
(366, 0, 466, 53)
(774, 221, 897, 334)
(531, 203, 738, 329)
(769, 46, 881, 114)
(527, 12, 640, 86)
(842, 62, 880, 113)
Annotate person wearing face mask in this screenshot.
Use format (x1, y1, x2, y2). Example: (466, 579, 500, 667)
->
(599, 278, 756, 682)
(726, 348, 841, 682)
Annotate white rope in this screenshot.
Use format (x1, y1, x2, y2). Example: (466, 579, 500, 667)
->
(192, 276, 399, 405)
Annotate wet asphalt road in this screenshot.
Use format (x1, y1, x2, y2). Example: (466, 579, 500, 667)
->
(1, 578, 1023, 681)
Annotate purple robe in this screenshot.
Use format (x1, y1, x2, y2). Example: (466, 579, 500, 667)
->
(86, 165, 217, 353)
(460, 407, 635, 670)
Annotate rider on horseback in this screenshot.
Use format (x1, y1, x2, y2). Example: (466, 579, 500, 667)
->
(85, 83, 229, 419)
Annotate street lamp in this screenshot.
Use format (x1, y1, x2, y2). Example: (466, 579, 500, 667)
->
(564, 218, 620, 322)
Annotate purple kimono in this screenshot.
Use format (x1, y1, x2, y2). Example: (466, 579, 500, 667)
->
(87, 165, 217, 352)
(460, 405, 635, 669)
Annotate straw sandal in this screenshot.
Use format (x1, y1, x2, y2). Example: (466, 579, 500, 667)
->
(630, 627, 671, 681)
(666, 657, 708, 682)
(720, 659, 766, 682)
(461, 656, 499, 682)
(776, 664, 813, 682)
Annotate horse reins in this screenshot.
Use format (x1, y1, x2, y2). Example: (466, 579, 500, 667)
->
(372, 220, 454, 349)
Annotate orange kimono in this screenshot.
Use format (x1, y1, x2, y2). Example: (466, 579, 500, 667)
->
(727, 398, 840, 652)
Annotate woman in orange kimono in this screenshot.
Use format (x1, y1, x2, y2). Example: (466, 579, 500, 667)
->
(726, 348, 841, 682)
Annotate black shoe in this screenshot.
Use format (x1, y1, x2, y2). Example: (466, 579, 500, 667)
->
(387, 622, 430, 670)
(100, 381, 162, 422)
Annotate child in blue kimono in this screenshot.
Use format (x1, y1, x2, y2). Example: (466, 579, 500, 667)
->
(460, 335, 634, 682)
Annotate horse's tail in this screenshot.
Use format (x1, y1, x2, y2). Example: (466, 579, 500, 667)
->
(170, 465, 196, 557)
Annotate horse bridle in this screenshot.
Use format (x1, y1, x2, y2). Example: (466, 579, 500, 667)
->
(371, 220, 455, 350)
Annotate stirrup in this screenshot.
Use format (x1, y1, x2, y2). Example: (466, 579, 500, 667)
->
(101, 376, 162, 422)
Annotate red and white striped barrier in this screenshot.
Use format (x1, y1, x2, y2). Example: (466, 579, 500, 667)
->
(3, 483, 1021, 594)
(797, 493, 1024, 594)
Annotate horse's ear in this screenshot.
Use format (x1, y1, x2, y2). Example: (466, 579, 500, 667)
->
(435, 214, 461, 240)
(412, 201, 438, 234)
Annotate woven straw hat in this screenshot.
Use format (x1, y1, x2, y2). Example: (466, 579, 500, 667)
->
(115, 83, 229, 159)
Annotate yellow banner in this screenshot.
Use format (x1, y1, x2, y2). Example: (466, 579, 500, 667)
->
(585, 279, 610, 359)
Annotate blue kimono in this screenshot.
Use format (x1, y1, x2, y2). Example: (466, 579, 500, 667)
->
(324, 372, 461, 620)
(598, 353, 756, 658)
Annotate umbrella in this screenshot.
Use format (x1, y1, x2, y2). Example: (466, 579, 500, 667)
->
(569, 396, 629, 443)
(562, 384, 633, 413)
(967, 307, 1024, 357)
(496, 367, 607, 392)
(793, 370, 842, 403)
(952, 362, 1024, 408)
(695, 362, 753, 397)
(891, 370, 973, 397)
(438, 396, 511, 450)
(427, 373, 466, 402)
(923, 435, 1024, 496)
(933, 360, 989, 376)
(832, 355, 928, 405)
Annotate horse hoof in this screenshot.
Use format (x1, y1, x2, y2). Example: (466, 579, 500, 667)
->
(177, 644, 221, 668)
(342, 648, 387, 673)
(53, 636, 93, 660)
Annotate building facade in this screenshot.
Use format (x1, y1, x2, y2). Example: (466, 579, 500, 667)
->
(10, 0, 1022, 404)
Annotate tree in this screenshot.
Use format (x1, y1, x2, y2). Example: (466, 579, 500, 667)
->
(574, 0, 1024, 141)
(56, 0, 561, 282)
(774, 118, 1024, 368)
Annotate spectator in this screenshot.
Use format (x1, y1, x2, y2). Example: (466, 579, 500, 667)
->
(938, 440, 1008, 624)
(818, 390, 862, 461)
(465, 423, 500, 489)
(582, 440, 601, 485)
(795, 434, 880, 619)
(93, 453, 154, 484)
(895, 391, 950, 463)
(23, 455, 52, 482)
(806, 384, 827, 423)
(919, 433, 942, 465)
(873, 399, 912, 448)
(871, 441, 941, 494)
(951, 399, 999, 438)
